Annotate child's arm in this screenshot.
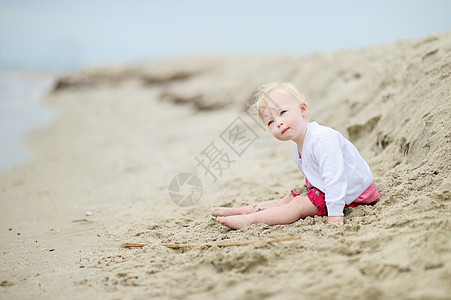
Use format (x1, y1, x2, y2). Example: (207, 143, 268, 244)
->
(315, 136, 348, 220)
(327, 216, 344, 225)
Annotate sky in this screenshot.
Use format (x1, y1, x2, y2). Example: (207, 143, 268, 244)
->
(0, 0, 451, 70)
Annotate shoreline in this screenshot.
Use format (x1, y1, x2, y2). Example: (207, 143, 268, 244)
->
(0, 70, 56, 172)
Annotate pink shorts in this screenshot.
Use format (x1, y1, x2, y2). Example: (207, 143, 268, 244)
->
(291, 181, 379, 216)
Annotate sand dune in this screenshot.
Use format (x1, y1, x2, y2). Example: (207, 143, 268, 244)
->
(1, 32, 450, 299)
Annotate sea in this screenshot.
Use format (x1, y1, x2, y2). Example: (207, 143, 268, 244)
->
(0, 70, 56, 172)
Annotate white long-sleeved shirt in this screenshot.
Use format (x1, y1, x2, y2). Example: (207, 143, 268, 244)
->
(293, 122, 374, 216)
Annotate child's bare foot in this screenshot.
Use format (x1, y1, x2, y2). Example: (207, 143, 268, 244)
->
(216, 215, 254, 230)
(210, 206, 255, 217)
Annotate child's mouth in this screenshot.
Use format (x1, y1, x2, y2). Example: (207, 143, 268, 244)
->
(282, 127, 290, 134)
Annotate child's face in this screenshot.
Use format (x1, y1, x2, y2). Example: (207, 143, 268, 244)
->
(261, 92, 308, 143)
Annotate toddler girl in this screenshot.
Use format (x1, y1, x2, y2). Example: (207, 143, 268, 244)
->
(211, 82, 379, 229)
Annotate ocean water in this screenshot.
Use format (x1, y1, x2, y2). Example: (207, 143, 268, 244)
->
(0, 71, 55, 172)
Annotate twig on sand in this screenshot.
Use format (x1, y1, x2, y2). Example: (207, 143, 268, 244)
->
(121, 236, 300, 249)
(121, 242, 148, 248)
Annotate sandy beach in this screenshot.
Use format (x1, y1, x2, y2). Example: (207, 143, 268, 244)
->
(1, 32, 450, 299)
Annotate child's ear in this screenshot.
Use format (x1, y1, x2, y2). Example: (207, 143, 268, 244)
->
(299, 103, 307, 115)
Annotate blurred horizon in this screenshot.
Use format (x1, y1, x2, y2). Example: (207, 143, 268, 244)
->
(1, 0, 451, 71)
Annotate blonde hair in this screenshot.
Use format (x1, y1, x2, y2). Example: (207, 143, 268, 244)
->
(254, 82, 308, 120)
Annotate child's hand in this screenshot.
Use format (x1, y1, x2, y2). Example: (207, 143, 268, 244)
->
(327, 216, 344, 225)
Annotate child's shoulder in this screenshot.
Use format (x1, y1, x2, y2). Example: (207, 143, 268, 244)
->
(310, 122, 340, 137)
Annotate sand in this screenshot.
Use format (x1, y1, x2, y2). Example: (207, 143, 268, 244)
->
(1, 32, 450, 299)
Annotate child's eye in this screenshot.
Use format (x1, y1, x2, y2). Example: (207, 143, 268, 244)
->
(267, 120, 274, 126)
(280, 110, 287, 115)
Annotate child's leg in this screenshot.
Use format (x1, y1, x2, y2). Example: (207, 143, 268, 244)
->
(211, 194, 293, 217)
(216, 196, 318, 230)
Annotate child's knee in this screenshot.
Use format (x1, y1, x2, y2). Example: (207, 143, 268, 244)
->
(291, 195, 318, 217)
(288, 196, 306, 212)
(281, 195, 293, 205)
